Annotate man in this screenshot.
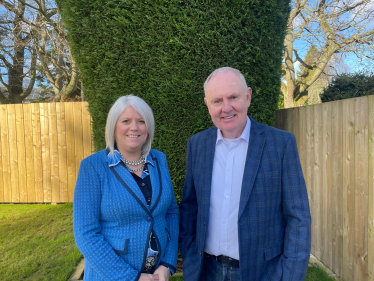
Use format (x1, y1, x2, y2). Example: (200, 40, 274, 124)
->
(179, 67, 311, 281)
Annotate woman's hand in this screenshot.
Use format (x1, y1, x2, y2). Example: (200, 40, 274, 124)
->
(138, 273, 159, 281)
(153, 265, 171, 281)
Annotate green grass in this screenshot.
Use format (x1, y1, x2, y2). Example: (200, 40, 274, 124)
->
(170, 265, 336, 281)
(0, 204, 336, 281)
(305, 265, 336, 281)
(0, 204, 82, 281)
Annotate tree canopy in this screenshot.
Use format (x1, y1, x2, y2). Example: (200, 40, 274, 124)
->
(283, 0, 374, 108)
(0, 0, 80, 103)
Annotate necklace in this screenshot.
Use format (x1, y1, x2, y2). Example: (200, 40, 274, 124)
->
(125, 163, 145, 173)
(123, 154, 146, 166)
(120, 152, 146, 173)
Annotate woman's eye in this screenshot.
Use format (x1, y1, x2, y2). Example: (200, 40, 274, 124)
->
(122, 120, 129, 123)
(139, 120, 145, 124)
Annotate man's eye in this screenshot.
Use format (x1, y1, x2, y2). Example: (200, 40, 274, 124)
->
(213, 100, 220, 104)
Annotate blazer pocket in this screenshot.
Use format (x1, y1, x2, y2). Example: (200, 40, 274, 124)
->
(108, 238, 129, 255)
(264, 241, 283, 261)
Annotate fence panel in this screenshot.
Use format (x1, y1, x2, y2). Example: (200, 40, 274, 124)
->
(0, 102, 93, 203)
(276, 96, 373, 281)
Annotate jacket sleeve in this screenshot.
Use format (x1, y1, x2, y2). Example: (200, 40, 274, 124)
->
(178, 137, 199, 259)
(279, 134, 312, 280)
(73, 159, 141, 281)
(158, 153, 179, 273)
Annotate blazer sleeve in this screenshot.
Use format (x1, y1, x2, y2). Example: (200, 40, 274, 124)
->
(73, 158, 141, 281)
(279, 134, 312, 280)
(158, 154, 179, 273)
(179, 137, 199, 259)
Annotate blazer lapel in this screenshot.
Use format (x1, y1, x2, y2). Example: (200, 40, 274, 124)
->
(238, 118, 265, 219)
(202, 128, 217, 216)
(148, 153, 161, 212)
(110, 163, 150, 215)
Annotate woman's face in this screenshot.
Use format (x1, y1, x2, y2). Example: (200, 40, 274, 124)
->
(114, 106, 148, 154)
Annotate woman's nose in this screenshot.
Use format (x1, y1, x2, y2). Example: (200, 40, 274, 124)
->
(130, 121, 138, 130)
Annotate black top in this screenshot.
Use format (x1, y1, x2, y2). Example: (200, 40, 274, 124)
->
(130, 164, 152, 206)
(130, 164, 158, 252)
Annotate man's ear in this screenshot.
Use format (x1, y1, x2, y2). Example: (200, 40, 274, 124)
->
(204, 97, 208, 106)
(246, 87, 252, 106)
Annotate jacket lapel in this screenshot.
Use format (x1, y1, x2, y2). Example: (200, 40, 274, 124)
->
(148, 152, 161, 212)
(202, 128, 217, 216)
(238, 118, 265, 219)
(110, 163, 151, 215)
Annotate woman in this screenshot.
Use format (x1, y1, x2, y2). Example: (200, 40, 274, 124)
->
(74, 95, 179, 281)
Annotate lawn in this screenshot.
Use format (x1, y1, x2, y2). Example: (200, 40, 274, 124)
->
(0, 204, 81, 281)
(169, 266, 335, 281)
(0, 204, 335, 281)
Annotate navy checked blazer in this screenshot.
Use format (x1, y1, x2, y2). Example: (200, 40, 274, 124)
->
(74, 149, 179, 281)
(179, 117, 311, 281)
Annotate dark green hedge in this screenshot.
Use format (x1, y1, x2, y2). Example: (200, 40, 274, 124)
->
(56, 0, 290, 202)
(320, 72, 374, 102)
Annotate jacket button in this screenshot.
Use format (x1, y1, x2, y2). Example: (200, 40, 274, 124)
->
(200, 251, 202, 256)
(147, 216, 151, 222)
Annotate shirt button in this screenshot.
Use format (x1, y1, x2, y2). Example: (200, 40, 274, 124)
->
(227, 172, 231, 175)
(226, 195, 229, 199)
(141, 183, 145, 186)
(223, 221, 226, 224)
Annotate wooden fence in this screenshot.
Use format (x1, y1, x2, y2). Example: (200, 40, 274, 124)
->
(0, 102, 93, 203)
(276, 96, 374, 281)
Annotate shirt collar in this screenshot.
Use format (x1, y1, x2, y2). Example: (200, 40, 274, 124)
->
(106, 148, 154, 168)
(216, 116, 251, 145)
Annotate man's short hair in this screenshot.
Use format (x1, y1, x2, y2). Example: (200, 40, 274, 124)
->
(203, 67, 248, 95)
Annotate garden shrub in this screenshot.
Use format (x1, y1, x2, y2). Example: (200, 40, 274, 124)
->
(56, 0, 290, 201)
(320, 72, 374, 103)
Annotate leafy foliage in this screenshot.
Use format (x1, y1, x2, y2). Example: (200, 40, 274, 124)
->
(56, 0, 290, 201)
(320, 72, 374, 103)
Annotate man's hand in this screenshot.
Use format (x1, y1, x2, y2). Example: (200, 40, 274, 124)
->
(138, 273, 159, 281)
(153, 265, 171, 281)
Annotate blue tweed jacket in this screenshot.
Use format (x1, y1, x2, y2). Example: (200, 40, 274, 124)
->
(179, 117, 311, 281)
(74, 148, 179, 281)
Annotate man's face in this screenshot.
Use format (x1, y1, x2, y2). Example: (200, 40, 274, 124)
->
(204, 70, 251, 139)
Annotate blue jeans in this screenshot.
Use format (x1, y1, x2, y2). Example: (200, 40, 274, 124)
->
(199, 254, 241, 281)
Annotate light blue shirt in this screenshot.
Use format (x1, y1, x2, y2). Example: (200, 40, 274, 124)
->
(205, 116, 251, 260)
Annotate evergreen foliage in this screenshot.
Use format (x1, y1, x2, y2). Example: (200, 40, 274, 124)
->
(320, 72, 374, 103)
(56, 0, 290, 201)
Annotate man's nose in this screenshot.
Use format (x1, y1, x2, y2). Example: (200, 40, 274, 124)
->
(222, 99, 232, 112)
